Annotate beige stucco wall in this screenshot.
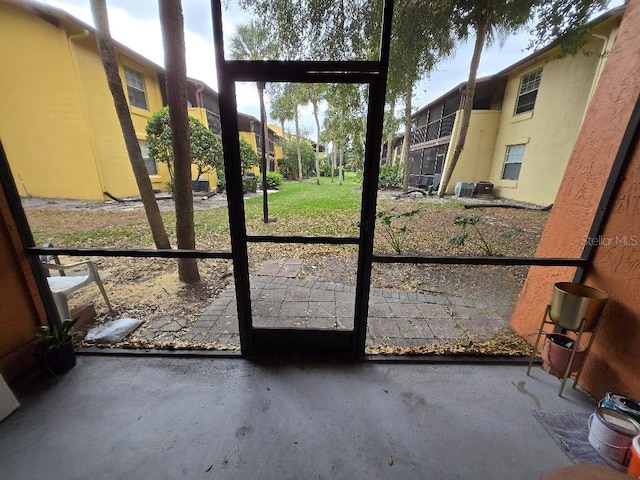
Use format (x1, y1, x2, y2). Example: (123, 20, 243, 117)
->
(489, 33, 615, 206)
(442, 110, 501, 193)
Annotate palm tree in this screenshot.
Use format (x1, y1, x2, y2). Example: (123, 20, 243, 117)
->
(158, 0, 199, 282)
(90, 0, 170, 250)
(229, 20, 276, 171)
(270, 87, 299, 179)
(298, 84, 325, 185)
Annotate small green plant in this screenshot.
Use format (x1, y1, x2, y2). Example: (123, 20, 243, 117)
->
(450, 215, 496, 256)
(36, 318, 78, 348)
(243, 177, 258, 193)
(378, 164, 401, 189)
(34, 318, 78, 376)
(376, 208, 419, 254)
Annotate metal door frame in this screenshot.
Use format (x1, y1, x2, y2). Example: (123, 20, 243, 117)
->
(211, 0, 395, 356)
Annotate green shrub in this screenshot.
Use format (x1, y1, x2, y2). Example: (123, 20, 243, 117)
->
(243, 177, 258, 193)
(378, 164, 401, 189)
(319, 162, 332, 177)
(264, 172, 283, 190)
(277, 156, 297, 180)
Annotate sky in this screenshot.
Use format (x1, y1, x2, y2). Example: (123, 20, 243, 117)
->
(38, 0, 623, 137)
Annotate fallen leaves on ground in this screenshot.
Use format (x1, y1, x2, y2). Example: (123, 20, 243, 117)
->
(366, 330, 532, 356)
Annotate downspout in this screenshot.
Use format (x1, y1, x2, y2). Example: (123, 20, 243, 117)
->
(581, 32, 616, 126)
(67, 29, 107, 198)
(195, 82, 205, 108)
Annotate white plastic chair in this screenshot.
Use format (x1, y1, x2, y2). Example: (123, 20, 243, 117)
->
(42, 258, 113, 320)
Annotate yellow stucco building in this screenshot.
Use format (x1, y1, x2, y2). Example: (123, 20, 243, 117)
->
(407, 6, 623, 206)
(236, 113, 284, 176)
(0, 0, 219, 201)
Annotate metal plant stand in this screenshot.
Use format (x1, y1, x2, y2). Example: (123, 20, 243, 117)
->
(526, 282, 608, 397)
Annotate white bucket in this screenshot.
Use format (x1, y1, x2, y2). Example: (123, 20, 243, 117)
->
(588, 406, 640, 465)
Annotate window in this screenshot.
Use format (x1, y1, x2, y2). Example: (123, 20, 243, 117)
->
(502, 144, 526, 180)
(138, 140, 157, 175)
(124, 67, 148, 110)
(514, 69, 542, 115)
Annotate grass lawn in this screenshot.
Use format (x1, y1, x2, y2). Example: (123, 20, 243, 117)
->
(243, 173, 362, 237)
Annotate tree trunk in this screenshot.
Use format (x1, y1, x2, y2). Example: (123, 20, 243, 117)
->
(313, 100, 321, 185)
(279, 117, 286, 148)
(258, 86, 270, 174)
(331, 147, 336, 182)
(257, 82, 269, 223)
(90, 0, 170, 250)
(294, 107, 303, 182)
(388, 97, 397, 166)
(339, 148, 344, 185)
(159, 0, 200, 283)
(438, 16, 489, 197)
(401, 84, 413, 190)
(387, 131, 396, 165)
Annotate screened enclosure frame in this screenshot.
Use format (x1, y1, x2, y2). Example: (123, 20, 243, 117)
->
(2, 1, 637, 358)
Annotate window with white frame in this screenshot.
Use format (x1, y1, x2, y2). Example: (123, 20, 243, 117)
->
(138, 140, 157, 175)
(124, 67, 148, 110)
(502, 144, 526, 180)
(514, 68, 542, 115)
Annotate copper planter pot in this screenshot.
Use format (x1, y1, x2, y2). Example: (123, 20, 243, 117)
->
(542, 333, 586, 379)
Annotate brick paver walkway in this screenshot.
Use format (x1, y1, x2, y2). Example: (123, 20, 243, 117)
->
(181, 273, 512, 349)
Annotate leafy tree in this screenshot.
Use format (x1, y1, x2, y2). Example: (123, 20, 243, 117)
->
(146, 107, 223, 189)
(158, 0, 199, 283)
(437, 0, 609, 197)
(324, 84, 365, 185)
(239, 137, 259, 172)
(90, 0, 170, 250)
(237, 1, 453, 191)
(237, 0, 380, 61)
(385, 2, 454, 190)
(279, 137, 316, 179)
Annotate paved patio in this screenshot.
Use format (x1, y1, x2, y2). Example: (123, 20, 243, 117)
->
(166, 276, 511, 349)
(129, 259, 516, 349)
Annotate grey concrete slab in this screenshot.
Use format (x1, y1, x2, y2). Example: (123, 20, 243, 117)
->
(0, 357, 596, 480)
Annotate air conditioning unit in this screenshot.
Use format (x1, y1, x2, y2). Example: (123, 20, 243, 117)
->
(474, 181, 494, 196)
(454, 181, 475, 198)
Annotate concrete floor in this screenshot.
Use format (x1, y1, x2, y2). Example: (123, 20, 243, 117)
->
(0, 356, 596, 479)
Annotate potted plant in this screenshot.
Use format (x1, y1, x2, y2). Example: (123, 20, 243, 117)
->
(34, 319, 78, 376)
